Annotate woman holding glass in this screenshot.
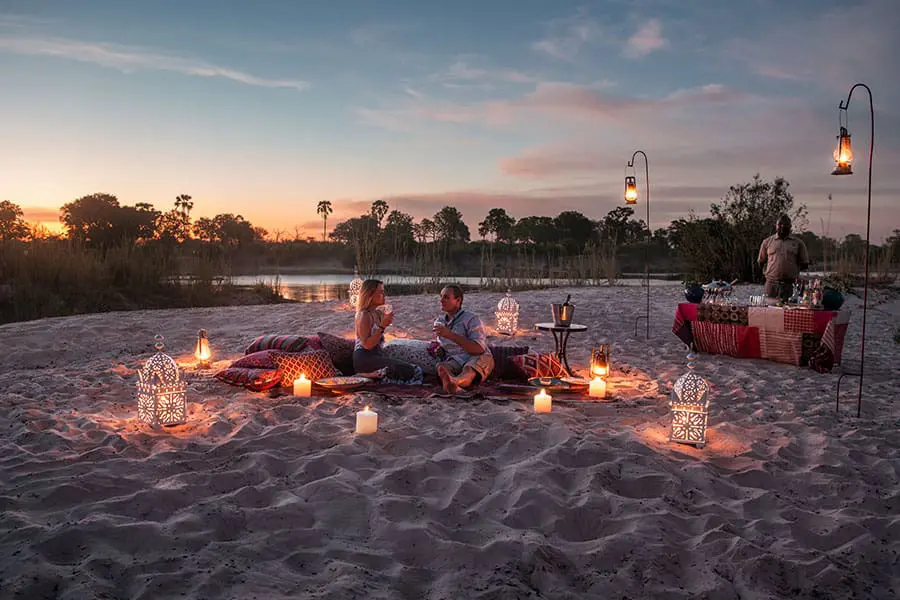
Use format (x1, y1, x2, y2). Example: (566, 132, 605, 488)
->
(353, 279, 420, 382)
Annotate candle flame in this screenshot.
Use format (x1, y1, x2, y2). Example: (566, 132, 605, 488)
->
(299, 373, 308, 381)
(364, 405, 370, 411)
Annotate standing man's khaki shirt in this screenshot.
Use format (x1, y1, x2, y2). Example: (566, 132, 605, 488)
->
(758, 234, 809, 281)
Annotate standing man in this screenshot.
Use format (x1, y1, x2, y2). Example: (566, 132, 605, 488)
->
(433, 284, 494, 393)
(758, 214, 810, 302)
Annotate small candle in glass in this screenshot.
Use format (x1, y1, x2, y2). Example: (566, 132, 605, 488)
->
(356, 405, 378, 434)
(293, 374, 311, 397)
(533, 388, 552, 413)
(589, 377, 607, 398)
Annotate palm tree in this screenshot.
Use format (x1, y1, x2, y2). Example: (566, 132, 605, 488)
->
(317, 200, 333, 242)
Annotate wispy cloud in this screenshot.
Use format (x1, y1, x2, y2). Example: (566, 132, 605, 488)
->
(724, 0, 899, 93)
(0, 34, 310, 91)
(357, 81, 750, 133)
(532, 11, 607, 61)
(623, 19, 669, 58)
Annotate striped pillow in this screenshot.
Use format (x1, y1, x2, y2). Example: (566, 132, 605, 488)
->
(509, 352, 565, 380)
(487, 344, 530, 380)
(244, 334, 310, 355)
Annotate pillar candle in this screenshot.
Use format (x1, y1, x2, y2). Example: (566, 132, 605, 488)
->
(293, 374, 311, 397)
(533, 389, 552, 413)
(356, 405, 378, 434)
(589, 376, 607, 398)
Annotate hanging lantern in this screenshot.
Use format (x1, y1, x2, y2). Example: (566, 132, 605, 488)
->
(495, 290, 520, 335)
(669, 371, 709, 448)
(136, 335, 187, 427)
(590, 345, 611, 378)
(624, 175, 638, 204)
(194, 328, 211, 369)
(348, 267, 363, 308)
(831, 126, 853, 175)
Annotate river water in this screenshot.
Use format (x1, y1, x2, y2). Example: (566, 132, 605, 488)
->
(229, 274, 678, 303)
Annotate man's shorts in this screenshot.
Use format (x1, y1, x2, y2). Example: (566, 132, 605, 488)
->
(442, 352, 495, 382)
(765, 279, 793, 301)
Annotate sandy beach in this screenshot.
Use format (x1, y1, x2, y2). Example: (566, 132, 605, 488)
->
(1, 284, 898, 599)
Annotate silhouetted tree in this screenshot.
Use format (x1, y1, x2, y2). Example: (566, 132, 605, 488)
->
(0, 200, 30, 240)
(317, 200, 333, 242)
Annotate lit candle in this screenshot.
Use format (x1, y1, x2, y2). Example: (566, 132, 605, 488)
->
(293, 374, 311, 397)
(356, 405, 378, 434)
(533, 388, 552, 413)
(589, 376, 607, 398)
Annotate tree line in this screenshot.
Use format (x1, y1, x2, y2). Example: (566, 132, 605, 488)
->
(2, 174, 899, 285)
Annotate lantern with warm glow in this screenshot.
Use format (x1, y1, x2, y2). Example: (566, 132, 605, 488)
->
(590, 345, 611, 379)
(348, 267, 363, 308)
(136, 335, 187, 427)
(194, 328, 211, 369)
(669, 371, 709, 448)
(624, 175, 638, 204)
(495, 290, 519, 335)
(832, 126, 853, 175)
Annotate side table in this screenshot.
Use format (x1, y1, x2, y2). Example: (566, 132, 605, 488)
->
(533, 322, 588, 376)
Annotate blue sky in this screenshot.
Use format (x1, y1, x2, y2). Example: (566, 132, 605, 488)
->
(1, 0, 897, 241)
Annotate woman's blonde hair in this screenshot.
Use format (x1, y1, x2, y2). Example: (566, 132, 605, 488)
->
(356, 279, 383, 315)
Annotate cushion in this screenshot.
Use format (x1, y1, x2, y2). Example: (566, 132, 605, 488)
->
(316, 331, 355, 375)
(487, 344, 530, 380)
(272, 349, 339, 386)
(231, 349, 279, 369)
(215, 367, 282, 392)
(244, 334, 310, 355)
(382, 339, 439, 375)
(509, 352, 566, 380)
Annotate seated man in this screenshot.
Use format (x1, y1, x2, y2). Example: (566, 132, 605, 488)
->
(433, 284, 494, 393)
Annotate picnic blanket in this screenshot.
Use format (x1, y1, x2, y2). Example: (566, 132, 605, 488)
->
(672, 303, 849, 371)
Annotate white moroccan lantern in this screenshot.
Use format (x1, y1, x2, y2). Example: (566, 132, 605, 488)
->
(495, 290, 519, 335)
(348, 267, 363, 309)
(136, 335, 187, 427)
(669, 366, 710, 448)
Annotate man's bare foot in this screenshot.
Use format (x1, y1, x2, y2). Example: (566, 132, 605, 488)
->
(446, 376, 459, 394)
(437, 364, 452, 393)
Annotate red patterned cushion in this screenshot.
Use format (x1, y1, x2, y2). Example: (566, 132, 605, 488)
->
(272, 350, 339, 386)
(215, 367, 282, 391)
(244, 334, 310, 355)
(316, 331, 355, 374)
(509, 352, 565, 380)
(488, 344, 530, 380)
(231, 349, 279, 369)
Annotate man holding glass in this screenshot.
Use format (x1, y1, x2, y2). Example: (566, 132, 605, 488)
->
(758, 214, 810, 303)
(433, 284, 494, 393)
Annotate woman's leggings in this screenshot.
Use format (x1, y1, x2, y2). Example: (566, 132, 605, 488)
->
(352, 347, 417, 381)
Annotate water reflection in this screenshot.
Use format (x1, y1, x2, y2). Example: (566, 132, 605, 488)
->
(278, 283, 349, 303)
(233, 273, 679, 304)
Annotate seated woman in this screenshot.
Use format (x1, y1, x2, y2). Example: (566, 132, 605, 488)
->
(353, 279, 421, 383)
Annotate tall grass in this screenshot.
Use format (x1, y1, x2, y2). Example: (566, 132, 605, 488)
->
(0, 240, 284, 324)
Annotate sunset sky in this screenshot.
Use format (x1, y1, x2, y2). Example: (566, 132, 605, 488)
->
(1, 0, 898, 242)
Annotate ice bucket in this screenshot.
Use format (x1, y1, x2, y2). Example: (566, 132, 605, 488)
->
(551, 303, 574, 327)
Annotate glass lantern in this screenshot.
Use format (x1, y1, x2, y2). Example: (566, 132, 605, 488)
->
(831, 126, 853, 175)
(136, 335, 187, 427)
(590, 345, 611, 379)
(194, 328, 211, 369)
(495, 290, 519, 335)
(624, 175, 638, 205)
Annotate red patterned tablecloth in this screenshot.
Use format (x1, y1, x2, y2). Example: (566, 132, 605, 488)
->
(672, 303, 850, 370)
